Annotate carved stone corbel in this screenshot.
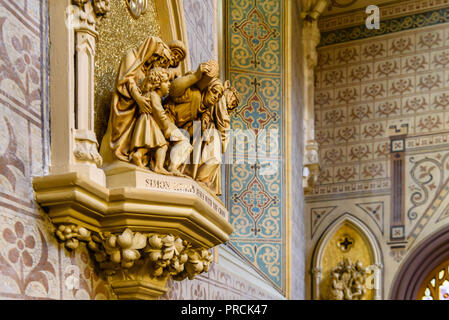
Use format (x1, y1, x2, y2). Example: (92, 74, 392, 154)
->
(55, 225, 213, 299)
(33, 165, 232, 299)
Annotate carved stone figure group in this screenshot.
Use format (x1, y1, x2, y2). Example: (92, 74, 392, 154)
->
(330, 258, 367, 300)
(100, 36, 240, 196)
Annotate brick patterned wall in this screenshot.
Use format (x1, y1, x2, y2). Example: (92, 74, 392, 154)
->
(312, 23, 449, 200)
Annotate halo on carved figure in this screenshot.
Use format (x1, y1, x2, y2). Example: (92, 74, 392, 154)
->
(126, 0, 148, 19)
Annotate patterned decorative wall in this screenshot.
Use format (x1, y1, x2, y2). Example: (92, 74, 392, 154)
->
(313, 21, 449, 199)
(307, 2, 449, 299)
(182, 0, 217, 69)
(320, 7, 449, 47)
(162, 258, 280, 300)
(0, 0, 113, 299)
(225, 0, 286, 293)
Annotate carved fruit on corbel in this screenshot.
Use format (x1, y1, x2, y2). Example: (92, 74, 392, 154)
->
(55, 224, 92, 250)
(53, 225, 214, 280)
(146, 234, 188, 278)
(102, 228, 147, 268)
(173, 248, 213, 281)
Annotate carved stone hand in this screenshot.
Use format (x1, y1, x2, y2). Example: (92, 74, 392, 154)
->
(135, 95, 152, 114)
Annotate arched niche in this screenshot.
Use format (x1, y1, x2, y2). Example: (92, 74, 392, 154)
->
(311, 213, 383, 300)
(390, 225, 449, 300)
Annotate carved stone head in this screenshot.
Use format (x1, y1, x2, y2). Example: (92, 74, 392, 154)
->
(223, 80, 240, 114)
(167, 40, 187, 68)
(203, 78, 224, 108)
(141, 67, 170, 96)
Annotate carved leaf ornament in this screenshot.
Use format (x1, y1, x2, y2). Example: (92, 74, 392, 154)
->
(55, 225, 213, 280)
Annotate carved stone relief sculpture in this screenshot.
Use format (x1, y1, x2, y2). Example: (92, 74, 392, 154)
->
(329, 258, 368, 300)
(100, 36, 239, 197)
(34, 0, 235, 300)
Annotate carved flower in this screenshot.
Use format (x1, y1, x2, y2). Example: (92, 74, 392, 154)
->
(11, 35, 40, 84)
(103, 229, 147, 268)
(3, 222, 35, 267)
(183, 249, 213, 280)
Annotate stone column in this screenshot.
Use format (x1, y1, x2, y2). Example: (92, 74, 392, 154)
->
(311, 267, 322, 300)
(301, 12, 322, 194)
(72, 3, 104, 183)
(48, 0, 107, 185)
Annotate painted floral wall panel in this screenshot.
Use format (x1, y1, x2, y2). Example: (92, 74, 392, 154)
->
(226, 0, 286, 293)
(0, 0, 112, 299)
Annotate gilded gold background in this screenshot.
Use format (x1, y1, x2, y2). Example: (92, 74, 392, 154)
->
(320, 224, 373, 300)
(94, 0, 161, 141)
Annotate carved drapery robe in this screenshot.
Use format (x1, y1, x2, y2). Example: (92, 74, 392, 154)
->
(194, 95, 231, 195)
(100, 36, 171, 164)
(130, 91, 168, 152)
